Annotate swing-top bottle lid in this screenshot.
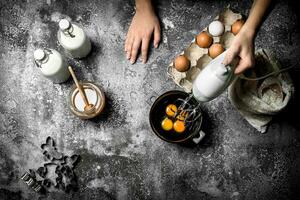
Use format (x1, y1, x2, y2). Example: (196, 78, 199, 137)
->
(59, 19, 71, 31)
(34, 49, 46, 61)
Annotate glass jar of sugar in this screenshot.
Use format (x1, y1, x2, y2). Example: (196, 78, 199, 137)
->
(69, 82, 105, 119)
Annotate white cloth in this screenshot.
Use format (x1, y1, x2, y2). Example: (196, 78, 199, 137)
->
(228, 49, 295, 133)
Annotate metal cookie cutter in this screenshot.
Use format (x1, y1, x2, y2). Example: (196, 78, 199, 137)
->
(21, 136, 81, 194)
(20, 171, 43, 193)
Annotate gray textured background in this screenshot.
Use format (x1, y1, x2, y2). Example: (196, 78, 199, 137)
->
(1, 0, 300, 199)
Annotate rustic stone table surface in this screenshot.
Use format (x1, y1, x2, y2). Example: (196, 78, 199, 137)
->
(1, 0, 300, 199)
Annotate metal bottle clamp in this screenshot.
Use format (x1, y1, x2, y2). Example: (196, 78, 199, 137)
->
(63, 25, 75, 38)
(34, 48, 53, 68)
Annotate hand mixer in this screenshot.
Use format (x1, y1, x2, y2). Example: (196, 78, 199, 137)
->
(176, 50, 296, 124)
(192, 50, 237, 102)
(174, 50, 236, 124)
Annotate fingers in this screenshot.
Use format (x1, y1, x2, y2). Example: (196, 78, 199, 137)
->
(223, 46, 254, 74)
(125, 34, 150, 64)
(153, 25, 161, 48)
(235, 47, 255, 74)
(130, 38, 141, 64)
(223, 46, 240, 66)
(141, 36, 150, 64)
(125, 25, 161, 64)
(125, 35, 133, 60)
(234, 57, 254, 75)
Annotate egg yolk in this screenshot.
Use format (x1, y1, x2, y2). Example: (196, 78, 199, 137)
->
(161, 118, 173, 131)
(173, 120, 186, 133)
(176, 111, 188, 121)
(166, 104, 177, 117)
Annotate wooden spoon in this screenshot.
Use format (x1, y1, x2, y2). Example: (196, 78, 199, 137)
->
(68, 66, 94, 112)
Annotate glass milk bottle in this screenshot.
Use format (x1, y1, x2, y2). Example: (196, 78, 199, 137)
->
(57, 19, 91, 58)
(34, 48, 70, 83)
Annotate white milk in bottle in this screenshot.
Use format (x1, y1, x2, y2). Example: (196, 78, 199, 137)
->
(34, 48, 70, 83)
(57, 19, 91, 58)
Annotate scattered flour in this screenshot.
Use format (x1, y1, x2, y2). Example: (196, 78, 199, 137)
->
(162, 18, 175, 30)
(87, 178, 111, 192)
(51, 11, 71, 23)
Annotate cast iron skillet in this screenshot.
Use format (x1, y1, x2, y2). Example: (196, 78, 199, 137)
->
(149, 90, 203, 143)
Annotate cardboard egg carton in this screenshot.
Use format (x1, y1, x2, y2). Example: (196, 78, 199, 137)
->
(167, 8, 242, 92)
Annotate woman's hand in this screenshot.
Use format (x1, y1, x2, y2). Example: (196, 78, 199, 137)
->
(223, 0, 272, 74)
(223, 29, 255, 75)
(125, 7, 161, 64)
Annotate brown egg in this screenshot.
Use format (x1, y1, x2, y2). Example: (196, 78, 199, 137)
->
(208, 43, 225, 58)
(174, 55, 190, 72)
(196, 31, 213, 48)
(231, 19, 244, 35)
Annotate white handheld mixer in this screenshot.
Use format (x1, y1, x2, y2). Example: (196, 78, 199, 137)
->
(175, 50, 237, 123)
(192, 50, 237, 102)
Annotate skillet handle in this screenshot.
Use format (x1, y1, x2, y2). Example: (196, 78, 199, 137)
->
(192, 130, 205, 144)
(146, 91, 159, 106)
